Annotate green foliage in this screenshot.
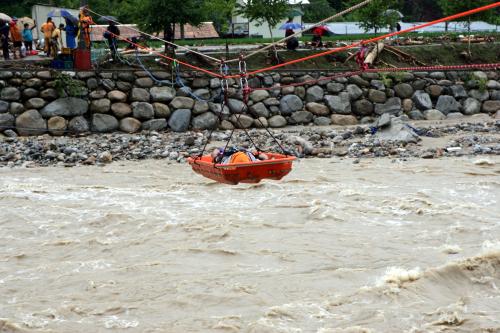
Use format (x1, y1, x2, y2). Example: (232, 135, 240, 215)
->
(346, 0, 402, 33)
(203, 0, 237, 34)
(54, 72, 85, 97)
(437, 0, 495, 31)
(380, 73, 393, 88)
(237, 0, 290, 31)
(303, 0, 336, 22)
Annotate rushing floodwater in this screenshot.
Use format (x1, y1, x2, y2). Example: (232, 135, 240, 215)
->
(0, 157, 499, 333)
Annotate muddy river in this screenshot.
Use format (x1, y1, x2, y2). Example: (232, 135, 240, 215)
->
(1, 157, 499, 333)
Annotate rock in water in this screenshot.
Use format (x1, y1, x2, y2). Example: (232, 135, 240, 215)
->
(375, 117, 420, 143)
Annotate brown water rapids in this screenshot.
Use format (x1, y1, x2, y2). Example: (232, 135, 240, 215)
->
(1, 157, 499, 333)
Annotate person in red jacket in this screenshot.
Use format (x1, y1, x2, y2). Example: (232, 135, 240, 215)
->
(9, 19, 24, 59)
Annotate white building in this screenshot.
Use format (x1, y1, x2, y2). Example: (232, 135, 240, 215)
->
(231, 0, 310, 39)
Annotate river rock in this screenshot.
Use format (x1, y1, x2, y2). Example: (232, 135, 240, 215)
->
(482, 100, 500, 113)
(47, 116, 67, 136)
(291, 111, 313, 124)
(306, 102, 329, 116)
(268, 115, 287, 128)
(16, 110, 47, 136)
(41, 97, 88, 117)
(426, 85, 443, 98)
(133, 102, 154, 120)
(402, 99, 413, 112)
(314, 116, 331, 126)
(190, 100, 208, 115)
(111, 103, 132, 118)
(375, 117, 419, 143)
(368, 89, 386, 103)
(249, 90, 269, 103)
(25, 78, 43, 89)
(469, 89, 489, 102)
(68, 116, 89, 133)
(325, 93, 351, 114)
(423, 109, 446, 120)
(461, 98, 481, 115)
(192, 78, 209, 88)
(116, 81, 132, 92)
(371, 80, 385, 90)
(39, 88, 58, 100)
(118, 72, 135, 82)
(9, 102, 24, 115)
(168, 109, 191, 132)
(0, 100, 8, 113)
(346, 84, 363, 100)
(170, 96, 194, 110)
(327, 82, 344, 93)
(0, 113, 14, 128)
(153, 103, 171, 118)
(374, 97, 401, 115)
(353, 99, 374, 116)
(281, 86, 295, 95)
(22, 88, 39, 99)
(0, 71, 13, 79)
(349, 75, 370, 87)
(227, 98, 248, 114)
(472, 71, 488, 81)
(77, 71, 94, 79)
(492, 91, 500, 100)
(150, 86, 176, 102)
(331, 114, 358, 126)
(412, 91, 432, 110)
(92, 114, 119, 133)
(220, 119, 234, 130)
(394, 83, 413, 99)
(210, 78, 221, 89)
(1, 87, 20, 101)
(279, 94, 303, 115)
(230, 114, 253, 128)
(130, 88, 150, 102)
(90, 99, 111, 113)
(486, 80, 500, 90)
(86, 78, 98, 90)
(306, 85, 324, 103)
(408, 110, 425, 120)
(193, 89, 210, 100)
(89, 89, 107, 99)
(108, 90, 127, 102)
(119, 117, 141, 133)
(192, 112, 218, 130)
(135, 77, 154, 88)
(24, 98, 46, 110)
(450, 85, 468, 99)
(254, 117, 268, 128)
(142, 119, 168, 131)
(435, 95, 460, 115)
(249, 102, 270, 118)
(429, 72, 445, 80)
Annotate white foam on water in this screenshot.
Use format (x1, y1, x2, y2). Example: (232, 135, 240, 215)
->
(376, 267, 422, 287)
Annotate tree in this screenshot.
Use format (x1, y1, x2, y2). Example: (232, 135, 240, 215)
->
(203, 0, 237, 34)
(304, 0, 336, 23)
(138, 0, 204, 52)
(237, 0, 290, 42)
(437, 0, 494, 33)
(347, 0, 401, 33)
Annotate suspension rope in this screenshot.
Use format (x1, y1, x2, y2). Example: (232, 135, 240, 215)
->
(226, 0, 374, 63)
(85, 7, 222, 63)
(223, 1, 500, 78)
(135, 50, 174, 86)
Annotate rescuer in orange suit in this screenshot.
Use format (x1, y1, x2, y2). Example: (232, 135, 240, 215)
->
(79, 8, 94, 49)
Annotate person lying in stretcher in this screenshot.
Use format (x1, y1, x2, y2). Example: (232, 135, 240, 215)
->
(211, 148, 269, 164)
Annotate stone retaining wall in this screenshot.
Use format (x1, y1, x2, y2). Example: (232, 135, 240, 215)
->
(0, 69, 499, 136)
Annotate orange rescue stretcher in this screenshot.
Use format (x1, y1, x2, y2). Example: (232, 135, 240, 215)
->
(187, 153, 296, 185)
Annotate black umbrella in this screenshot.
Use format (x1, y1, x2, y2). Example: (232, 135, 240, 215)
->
(98, 16, 118, 24)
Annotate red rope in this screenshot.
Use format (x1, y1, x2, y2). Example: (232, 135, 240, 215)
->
(224, 1, 500, 78)
(252, 63, 500, 91)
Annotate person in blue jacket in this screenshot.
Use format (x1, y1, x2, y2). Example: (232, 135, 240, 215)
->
(64, 19, 77, 49)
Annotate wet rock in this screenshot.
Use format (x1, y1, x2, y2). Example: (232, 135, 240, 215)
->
(482, 101, 500, 113)
(1, 87, 20, 101)
(130, 88, 150, 102)
(331, 114, 358, 126)
(92, 114, 119, 133)
(306, 102, 329, 116)
(68, 116, 89, 133)
(268, 115, 287, 128)
(135, 77, 154, 88)
(230, 114, 253, 128)
(375, 117, 419, 143)
(279, 94, 303, 115)
(108, 90, 127, 103)
(423, 109, 446, 120)
(374, 97, 401, 115)
(394, 83, 414, 99)
(47, 116, 67, 136)
(450, 85, 468, 99)
(412, 91, 432, 110)
(24, 98, 45, 110)
(192, 112, 218, 130)
(353, 99, 373, 116)
(249, 102, 270, 118)
(90, 98, 111, 113)
(368, 89, 386, 103)
(462, 98, 481, 115)
(325, 93, 351, 114)
(435, 95, 460, 115)
(153, 103, 171, 118)
(170, 96, 194, 110)
(41, 97, 88, 117)
(132, 102, 154, 120)
(306, 85, 324, 103)
(119, 117, 141, 133)
(291, 111, 313, 124)
(346, 84, 363, 100)
(374, 112, 392, 128)
(16, 110, 47, 136)
(168, 109, 191, 132)
(142, 119, 168, 131)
